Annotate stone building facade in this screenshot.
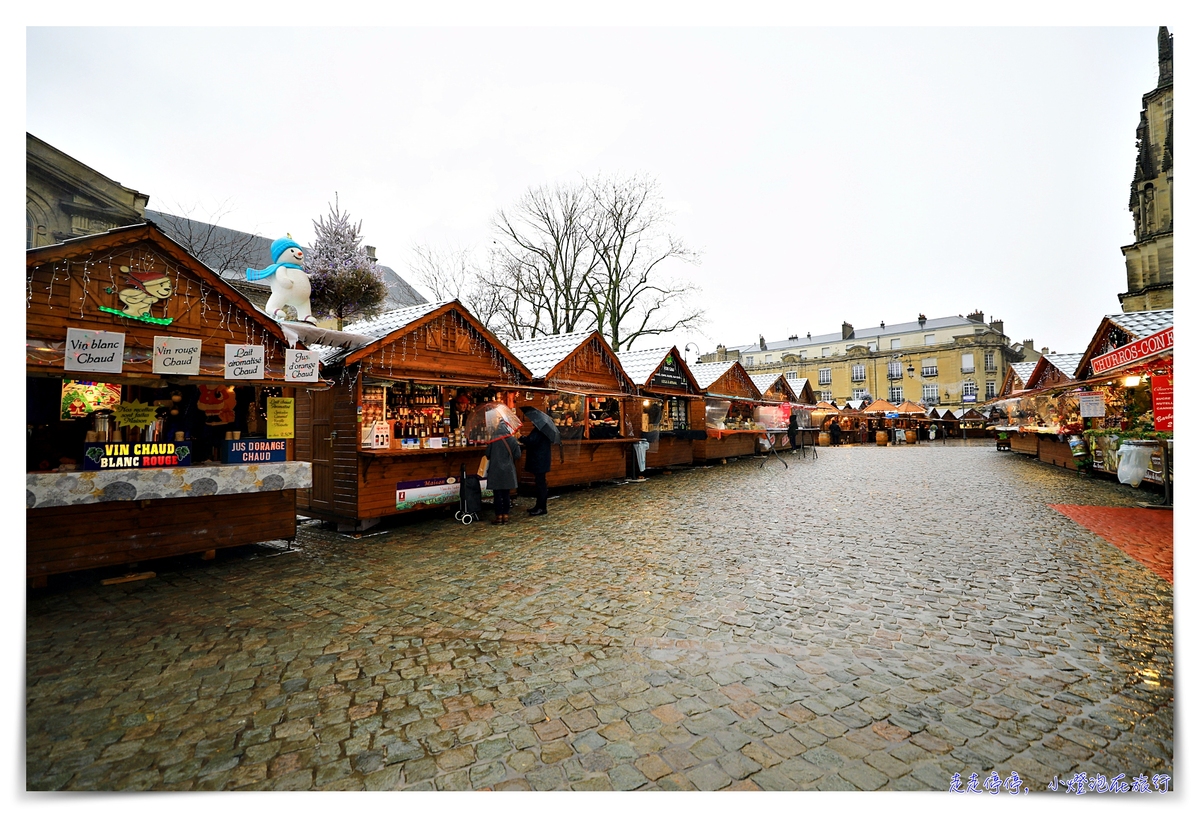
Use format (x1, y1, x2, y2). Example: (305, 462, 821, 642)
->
(26, 133, 148, 249)
(1120, 27, 1173, 312)
(703, 312, 1035, 412)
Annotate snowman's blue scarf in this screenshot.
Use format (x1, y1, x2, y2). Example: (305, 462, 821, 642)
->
(245, 262, 304, 282)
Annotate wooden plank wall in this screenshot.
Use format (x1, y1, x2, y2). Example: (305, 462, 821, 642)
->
(27, 490, 296, 579)
(693, 434, 758, 462)
(518, 442, 630, 491)
(646, 437, 694, 469)
(354, 449, 490, 520)
(294, 388, 313, 509)
(1038, 437, 1078, 471)
(1010, 434, 1039, 456)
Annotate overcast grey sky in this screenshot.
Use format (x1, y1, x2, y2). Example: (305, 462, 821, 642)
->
(27, 25, 1163, 356)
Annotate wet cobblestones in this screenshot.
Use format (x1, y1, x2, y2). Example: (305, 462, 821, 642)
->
(26, 444, 1173, 791)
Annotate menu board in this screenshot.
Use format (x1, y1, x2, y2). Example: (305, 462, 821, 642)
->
(266, 397, 295, 439)
(1152, 376, 1173, 432)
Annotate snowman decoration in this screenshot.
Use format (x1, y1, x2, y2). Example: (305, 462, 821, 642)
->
(247, 236, 317, 325)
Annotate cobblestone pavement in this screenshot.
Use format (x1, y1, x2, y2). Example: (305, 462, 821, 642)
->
(26, 444, 1174, 792)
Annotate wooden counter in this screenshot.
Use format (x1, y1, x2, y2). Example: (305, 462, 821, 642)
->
(26, 462, 310, 583)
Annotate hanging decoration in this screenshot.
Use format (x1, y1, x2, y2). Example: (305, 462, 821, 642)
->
(246, 236, 317, 325)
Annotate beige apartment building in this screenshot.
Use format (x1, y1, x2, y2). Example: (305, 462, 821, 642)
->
(703, 312, 1036, 412)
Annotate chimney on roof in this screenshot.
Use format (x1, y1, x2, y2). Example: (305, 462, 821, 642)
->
(365, 245, 378, 263)
(967, 310, 984, 323)
(918, 314, 926, 326)
(806, 332, 811, 340)
(716, 344, 727, 361)
(759, 335, 767, 351)
(1023, 338, 1034, 349)
(989, 317, 1004, 335)
(1041, 347, 1049, 355)
(788, 334, 798, 342)
(880, 321, 885, 329)
(841, 322, 854, 340)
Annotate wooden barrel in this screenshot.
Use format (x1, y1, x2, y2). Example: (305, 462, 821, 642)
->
(818, 432, 831, 447)
(875, 431, 888, 446)
(905, 430, 917, 444)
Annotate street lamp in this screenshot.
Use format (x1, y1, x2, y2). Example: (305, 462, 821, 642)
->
(907, 364, 915, 378)
(684, 342, 701, 364)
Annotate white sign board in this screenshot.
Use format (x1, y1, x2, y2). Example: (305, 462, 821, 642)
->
(1078, 392, 1106, 418)
(225, 344, 265, 379)
(152, 336, 202, 375)
(64, 328, 125, 374)
(284, 348, 320, 382)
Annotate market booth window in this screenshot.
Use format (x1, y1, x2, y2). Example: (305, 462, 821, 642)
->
(25, 224, 317, 586)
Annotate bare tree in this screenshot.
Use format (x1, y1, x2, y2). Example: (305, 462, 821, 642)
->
(407, 242, 512, 335)
(150, 200, 263, 277)
(583, 174, 703, 351)
(492, 183, 598, 338)
(408, 243, 475, 303)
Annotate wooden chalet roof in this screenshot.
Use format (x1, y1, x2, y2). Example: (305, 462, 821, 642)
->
(1075, 309, 1174, 379)
(687, 360, 762, 400)
(334, 300, 533, 383)
(616, 346, 701, 393)
(785, 377, 816, 405)
(750, 373, 797, 403)
(1024, 352, 1084, 392)
(506, 330, 634, 394)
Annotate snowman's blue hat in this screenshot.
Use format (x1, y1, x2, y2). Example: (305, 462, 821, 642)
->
(270, 237, 302, 263)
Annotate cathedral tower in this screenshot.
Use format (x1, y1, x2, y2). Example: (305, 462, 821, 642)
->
(1119, 27, 1173, 312)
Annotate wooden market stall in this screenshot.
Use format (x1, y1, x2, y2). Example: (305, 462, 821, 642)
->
(687, 361, 765, 462)
(293, 300, 534, 530)
(991, 353, 1084, 466)
(1072, 310, 1173, 491)
(25, 224, 314, 585)
(750, 373, 799, 451)
(504, 331, 640, 490)
(862, 399, 900, 445)
(617, 346, 705, 470)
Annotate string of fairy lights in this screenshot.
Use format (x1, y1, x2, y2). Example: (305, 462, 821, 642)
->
(26, 247, 284, 374)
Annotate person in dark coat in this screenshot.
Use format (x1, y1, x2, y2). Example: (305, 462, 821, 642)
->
(830, 417, 842, 446)
(787, 410, 799, 451)
(484, 424, 521, 525)
(519, 425, 554, 516)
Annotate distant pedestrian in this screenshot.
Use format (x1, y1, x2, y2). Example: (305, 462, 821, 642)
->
(519, 424, 553, 516)
(787, 410, 799, 451)
(929, 424, 937, 442)
(830, 418, 842, 446)
(485, 423, 521, 525)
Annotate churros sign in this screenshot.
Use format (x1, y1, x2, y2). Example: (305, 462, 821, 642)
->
(1091, 327, 1173, 375)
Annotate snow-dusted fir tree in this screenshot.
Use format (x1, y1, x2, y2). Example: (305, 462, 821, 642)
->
(307, 195, 388, 329)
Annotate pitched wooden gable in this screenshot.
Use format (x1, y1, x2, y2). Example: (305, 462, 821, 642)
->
(544, 333, 633, 394)
(707, 363, 761, 401)
(26, 224, 290, 379)
(345, 302, 531, 386)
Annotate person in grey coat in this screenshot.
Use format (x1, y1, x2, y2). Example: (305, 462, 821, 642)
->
(485, 423, 522, 525)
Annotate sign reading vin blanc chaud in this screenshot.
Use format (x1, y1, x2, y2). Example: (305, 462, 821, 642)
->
(65, 328, 125, 374)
